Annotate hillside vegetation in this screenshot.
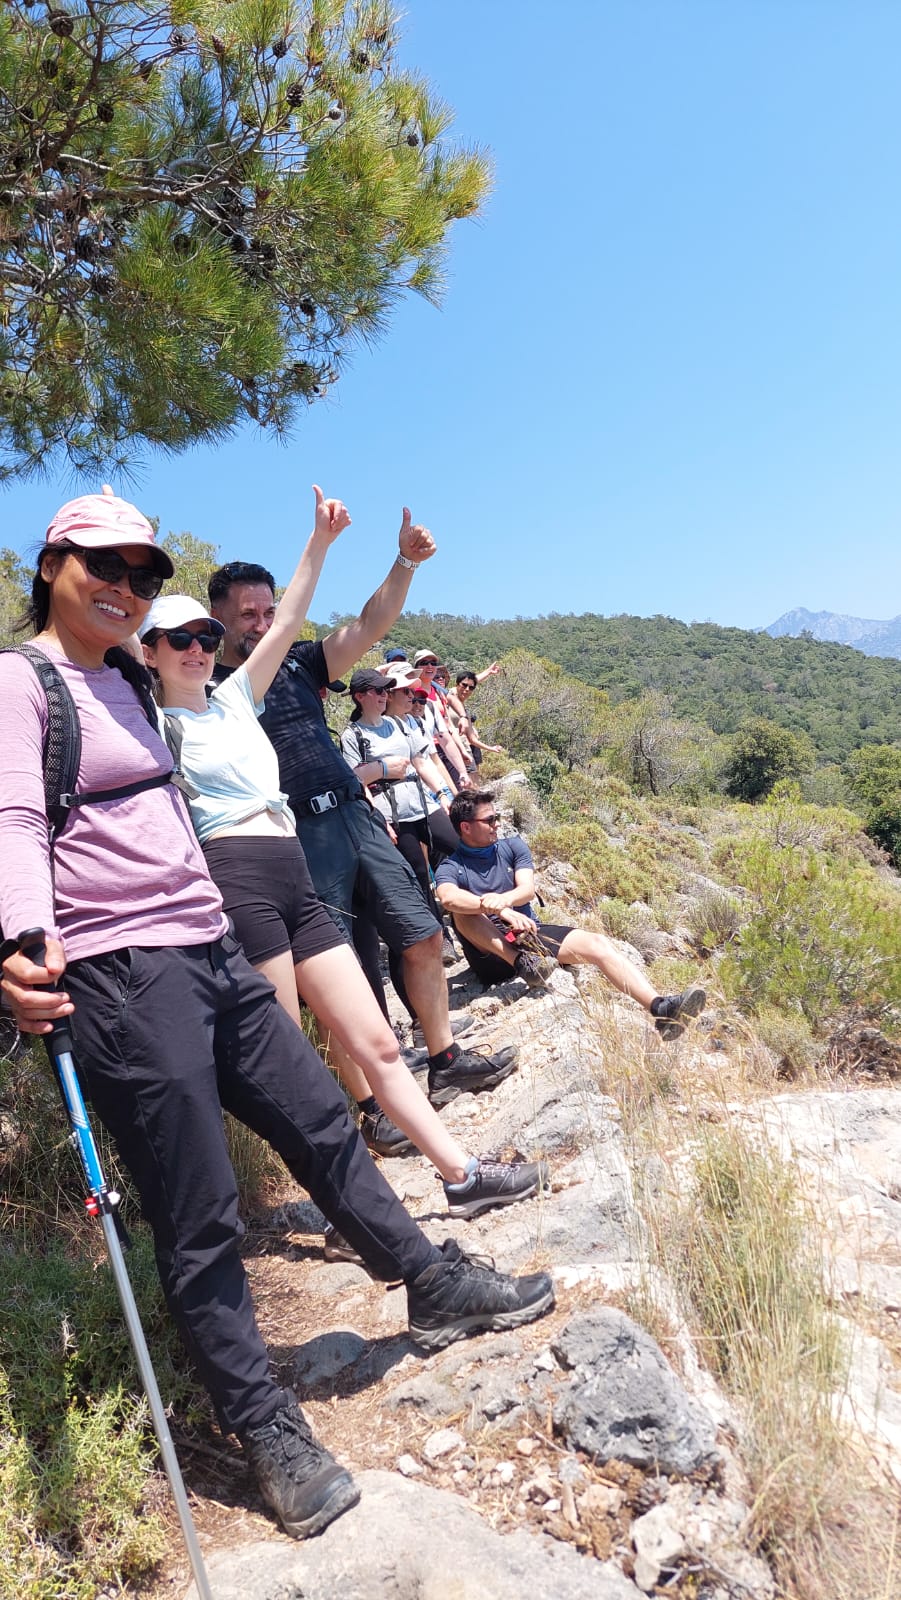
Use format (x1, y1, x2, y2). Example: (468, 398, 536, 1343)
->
(379, 610, 901, 763)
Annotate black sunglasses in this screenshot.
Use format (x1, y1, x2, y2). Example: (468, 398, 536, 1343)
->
(162, 628, 220, 653)
(392, 686, 415, 696)
(474, 812, 499, 825)
(79, 547, 165, 601)
(79, 550, 165, 601)
(418, 657, 438, 667)
(412, 694, 428, 703)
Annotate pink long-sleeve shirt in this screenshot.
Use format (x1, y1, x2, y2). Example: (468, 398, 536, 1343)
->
(0, 644, 226, 962)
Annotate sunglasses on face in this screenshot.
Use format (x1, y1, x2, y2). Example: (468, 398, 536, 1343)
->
(162, 628, 220, 652)
(474, 813, 499, 825)
(365, 685, 388, 695)
(80, 548, 164, 600)
(418, 658, 437, 667)
(412, 695, 427, 704)
(392, 687, 415, 697)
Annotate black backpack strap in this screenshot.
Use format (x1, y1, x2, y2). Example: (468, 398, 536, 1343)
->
(1, 645, 82, 845)
(162, 714, 200, 801)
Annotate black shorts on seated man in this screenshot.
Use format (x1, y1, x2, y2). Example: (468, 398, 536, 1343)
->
(435, 791, 706, 1041)
(207, 520, 518, 1108)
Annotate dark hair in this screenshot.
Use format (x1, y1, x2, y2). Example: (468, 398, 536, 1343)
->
(207, 561, 275, 605)
(448, 788, 495, 833)
(456, 669, 477, 687)
(16, 541, 78, 634)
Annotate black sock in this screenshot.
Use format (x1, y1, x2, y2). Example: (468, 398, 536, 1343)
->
(428, 1041, 461, 1070)
(357, 1094, 379, 1115)
(649, 997, 665, 1016)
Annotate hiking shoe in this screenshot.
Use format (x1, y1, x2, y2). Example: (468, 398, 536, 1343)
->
(442, 928, 460, 966)
(652, 985, 707, 1042)
(322, 1223, 364, 1265)
(444, 1154, 550, 1218)
(402, 1045, 430, 1076)
(512, 947, 555, 988)
(407, 1238, 555, 1351)
(412, 1013, 475, 1049)
(359, 1103, 416, 1157)
(240, 1400, 360, 1538)
(428, 1045, 519, 1108)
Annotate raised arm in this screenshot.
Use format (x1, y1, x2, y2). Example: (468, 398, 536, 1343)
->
(323, 508, 436, 681)
(245, 485, 351, 703)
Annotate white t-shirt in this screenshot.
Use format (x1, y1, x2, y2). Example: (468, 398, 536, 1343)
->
(162, 668, 295, 843)
(340, 715, 436, 824)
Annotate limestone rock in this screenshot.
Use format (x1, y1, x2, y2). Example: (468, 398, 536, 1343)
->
(187, 1471, 645, 1599)
(552, 1308, 719, 1475)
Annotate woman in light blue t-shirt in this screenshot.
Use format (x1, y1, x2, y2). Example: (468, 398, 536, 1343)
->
(140, 489, 544, 1209)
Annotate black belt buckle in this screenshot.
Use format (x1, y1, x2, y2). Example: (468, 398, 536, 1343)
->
(309, 790, 338, 815)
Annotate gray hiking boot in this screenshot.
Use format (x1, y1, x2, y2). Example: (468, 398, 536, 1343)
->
(444, 1153, 550, 1218)
(407, 1238, 555, 1351)
(427, 1044, 519, 1108)
(240, 1400, 360, 1538)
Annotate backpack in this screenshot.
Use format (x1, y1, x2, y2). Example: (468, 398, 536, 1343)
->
(0, 647, 177, 951)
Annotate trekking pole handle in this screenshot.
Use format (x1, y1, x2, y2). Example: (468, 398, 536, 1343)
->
(17, 926, 75, 1055)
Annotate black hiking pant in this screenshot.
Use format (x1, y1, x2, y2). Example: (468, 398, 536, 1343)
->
(64, 932, 436, 1437)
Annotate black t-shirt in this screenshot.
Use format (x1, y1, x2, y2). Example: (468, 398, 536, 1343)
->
(211, 640, 362, 808)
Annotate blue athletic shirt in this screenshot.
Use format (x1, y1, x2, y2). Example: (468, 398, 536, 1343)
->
(435, 834, 535, 919)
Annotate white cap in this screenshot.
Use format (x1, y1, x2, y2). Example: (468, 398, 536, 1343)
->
(137, 593, 225, 641)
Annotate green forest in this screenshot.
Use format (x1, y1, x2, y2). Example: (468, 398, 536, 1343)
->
(378, 610, 901, 764)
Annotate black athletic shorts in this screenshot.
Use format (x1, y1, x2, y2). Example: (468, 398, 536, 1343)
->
(458, 921, 574, 987)
(202, 835, 348, 967)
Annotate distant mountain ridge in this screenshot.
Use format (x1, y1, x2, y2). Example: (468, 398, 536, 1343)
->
(763, 607, 901, 659)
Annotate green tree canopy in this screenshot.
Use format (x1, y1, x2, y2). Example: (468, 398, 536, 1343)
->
(848, 743, 901, 866)
(0, 1, 490, 482)
(722, 717, 815, 803)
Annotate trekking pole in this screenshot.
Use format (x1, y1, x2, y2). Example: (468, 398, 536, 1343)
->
(16, 929, 214, 1600)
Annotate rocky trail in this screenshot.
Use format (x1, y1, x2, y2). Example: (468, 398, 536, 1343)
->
(146, 938, 900, 1600)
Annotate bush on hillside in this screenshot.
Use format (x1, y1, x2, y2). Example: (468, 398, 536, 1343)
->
(722, 718, 815, 803)
(847, 744, 901, 867)
(720, 834, 901, 1024)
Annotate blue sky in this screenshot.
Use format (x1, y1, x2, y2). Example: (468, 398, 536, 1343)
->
(3, 0, 901, 631)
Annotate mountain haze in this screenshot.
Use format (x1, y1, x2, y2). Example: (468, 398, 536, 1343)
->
(763, 606, 901, 658)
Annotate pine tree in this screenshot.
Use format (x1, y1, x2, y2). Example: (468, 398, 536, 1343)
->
(0, 2, 490, 482)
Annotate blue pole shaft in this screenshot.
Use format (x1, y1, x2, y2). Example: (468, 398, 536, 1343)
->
(52, 1042, 215, 1600)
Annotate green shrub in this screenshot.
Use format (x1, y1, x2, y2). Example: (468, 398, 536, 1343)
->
(686, 886, 744, 953)
(753, 1006, 819, 1080)
(720, 834, 901, 1024)
(531, 820, 656, 905)
(0, 1240, 199, 1598)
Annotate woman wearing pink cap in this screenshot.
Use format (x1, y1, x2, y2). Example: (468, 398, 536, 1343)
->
(0, 486, 555, 1542)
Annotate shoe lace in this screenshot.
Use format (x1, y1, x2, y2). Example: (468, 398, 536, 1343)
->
(257, 1407, 322, 1472)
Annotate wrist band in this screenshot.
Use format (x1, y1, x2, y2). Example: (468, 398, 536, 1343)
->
(395, 553, 416, 571)
(380, 759, 388, 778)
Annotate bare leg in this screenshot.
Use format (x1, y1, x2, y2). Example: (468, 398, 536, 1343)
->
(294, 945, 469, 1182)
(453, 911, 517, 966)
(399, 930, 455, 1055)
(555, 928, 656, 1007)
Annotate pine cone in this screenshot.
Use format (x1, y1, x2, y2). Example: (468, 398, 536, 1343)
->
(271, 39, 288, 59)
(48, 11, 74, 38)
(286, 82, 305, 108)
(96, 101, 115, 123)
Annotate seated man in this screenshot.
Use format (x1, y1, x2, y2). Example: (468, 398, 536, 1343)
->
(435, 790, 706, 1041)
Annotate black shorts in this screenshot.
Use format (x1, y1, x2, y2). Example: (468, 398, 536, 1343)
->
(458, 922, 574, 986)
(202, 835, 348, 967)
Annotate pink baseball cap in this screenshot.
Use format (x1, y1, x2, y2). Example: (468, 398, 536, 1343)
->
(45, 484, 174, 577)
